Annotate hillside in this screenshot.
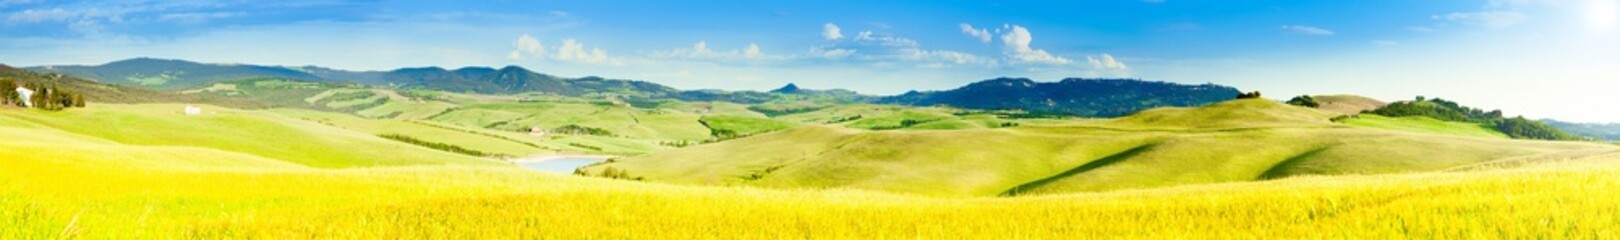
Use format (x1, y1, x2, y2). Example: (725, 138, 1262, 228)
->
(30, 58, 323, 90)
(876, 78, 1241, 117)
(1339, 115, 1509, 139)
(581, 99, 1616, 196)
(1542, 119, 1620, 141)
(32, 59, 1260, 119)
(30, 58, 680, 95)
(2, 64, 269, 109)
(1312, 94, 1386, 115)
(1366, 97, 1581, 140)
(4, 102, 1620, 238)
(0, 104, 499, 168)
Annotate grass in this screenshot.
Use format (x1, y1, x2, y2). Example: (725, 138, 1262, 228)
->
(3, 104, 1620, 238)
(587, 100, 1616, 196)
(0, 104, 499, 168)
(1312, 94, 1387, 115)
(271, 108, 552, 157)
(699, 115, 800, 137)
(1341, 114, 1510, 139)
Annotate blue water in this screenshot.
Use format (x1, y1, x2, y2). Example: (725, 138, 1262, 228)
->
(518, 157, 609, 174)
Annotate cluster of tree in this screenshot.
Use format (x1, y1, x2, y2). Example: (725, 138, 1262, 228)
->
(870, 118, 936, 130)
(0, 78, 86, 110)
(1367, 96, 1504, 123)
(746, 105, 825, 117)
(659, 140, 695, 148)
(1494, 117, 1584, 141)
(824, 115, 863, 124)
(1365, 96, 1580, 140)
(376, 133, 496, 157)
(567, 143, 604, 152)
(1235, 91, 1263, 99)
(1540, 120, 1620, 141)
(548, 124, 616, 137)
(579, 166, 643, 181)
(1285, 95, 1320, 108)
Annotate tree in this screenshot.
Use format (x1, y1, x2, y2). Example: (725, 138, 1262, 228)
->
(0, 78, 15, 106)
(71, 93, 85, 107)
(1235, 91, 1263, 99)
(1494, 117, 1581, 141)
(1285, 95, 1320, 108)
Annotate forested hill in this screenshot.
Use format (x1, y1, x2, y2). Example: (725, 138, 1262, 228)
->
(29, 58, 679, 96)
(1364, 96, 1583, 140)
(2, 64, 267, 109)
(876, 78, 1242, 117)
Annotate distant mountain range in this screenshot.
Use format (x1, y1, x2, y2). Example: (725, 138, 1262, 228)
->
(30, 58, 678, 96)
(877, 77, 1241, 117)
(27, 58, 1244, 117)
(1, 64, 271, 108)
(1541, 120, 1620, 141)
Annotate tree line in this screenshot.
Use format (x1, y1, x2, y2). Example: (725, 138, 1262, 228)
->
(1, 78, 86, 110)
(1364, 96, 1580, 141)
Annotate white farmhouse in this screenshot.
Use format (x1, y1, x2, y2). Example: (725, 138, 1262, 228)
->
(15, 87, 33, 107)
(184, 105, 202, 115)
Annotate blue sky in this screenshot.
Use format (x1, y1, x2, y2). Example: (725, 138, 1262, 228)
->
(2, 0, 1618, 122)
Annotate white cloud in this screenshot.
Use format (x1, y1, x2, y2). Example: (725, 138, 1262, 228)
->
(822, 23, 843, 40)
(1280, 25, 1335, 35)
(1485, 0, 1556, 8)
(852, 31, 919, 48)
(652, 41, 783, 61)
(958, 23, 991, 43)
(508, 34, 544, 60)
(0, 0, 40, 7)
(6, 8, 75, 23)
(999, 25, 1071, 65)
(808, 46, 855, 59)
(1405, 26, 1437, 32)
(900, 49, 993, 65)
(553, 38, 621, 66)
(156, 11, 244, 23)
(1434, 11, 1526, 28)
(1086, 54, 1128, 70)
(1373, 40, 1399, 46)
(744, 43, 763, 59)
(1086, 54, 1130, 77)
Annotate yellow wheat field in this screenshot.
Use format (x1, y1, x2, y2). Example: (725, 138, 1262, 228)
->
(4, 149, 1619, 239)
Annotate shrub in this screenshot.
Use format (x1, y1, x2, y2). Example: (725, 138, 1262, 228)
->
(377, 134, 490, 157)
(1285, 95, 1319, 108)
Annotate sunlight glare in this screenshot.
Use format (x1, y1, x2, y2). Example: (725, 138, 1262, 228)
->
(1588, 0, 1620, 31)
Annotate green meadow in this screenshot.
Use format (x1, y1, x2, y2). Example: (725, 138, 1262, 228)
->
(4, 81, 1617, 238)
(3, 102, 1620, 238)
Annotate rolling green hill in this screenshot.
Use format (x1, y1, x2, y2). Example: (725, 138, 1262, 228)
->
(0, 104, 500, 168)
(581, 99, 1616, 197)
(5, 103, 1620, 238)
(1367, 97, 1580, 140)
(1339, 115, 1509, 139)
(34, 58, 1258, 119)
(1311, 94, 1386, 115)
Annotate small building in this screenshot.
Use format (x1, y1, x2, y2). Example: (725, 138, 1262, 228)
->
(529, 126, 547, 136)
(15, 87, 33, 107)
(184, 105, 202, 115)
